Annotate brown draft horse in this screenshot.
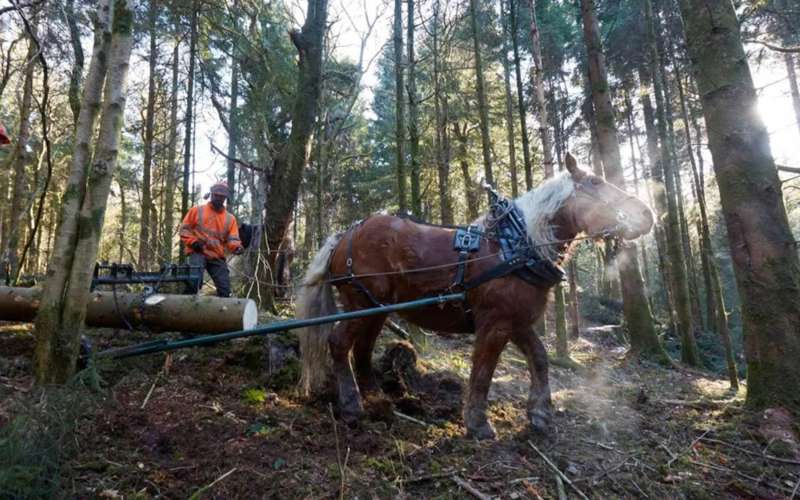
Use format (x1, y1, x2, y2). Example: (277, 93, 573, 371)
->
(297, 154, 653, 439)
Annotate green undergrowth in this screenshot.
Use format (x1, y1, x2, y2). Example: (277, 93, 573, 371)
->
(0, 375, 101, 499)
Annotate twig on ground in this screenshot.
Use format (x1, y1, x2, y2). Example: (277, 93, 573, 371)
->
(700, 437, 800, 466)
(555, 474, 568, 500)
(189, 467, 237, 499)
(580, 438, 617, 451)
(667, 429, 712, 468)
(791, 476, 800, 500)
(688, 459, 793, 495)
(329, 404, 347, 500)
(508, 476, 540, 484)
(528, 441, 590, 500)
(402, 469, 460, 483)
(452, 475, 491, 500)
(658, 442, 677, 461)
(631, 479, 649, 498)
(141, 372, 161, 409)
(393, 410, 430, 427)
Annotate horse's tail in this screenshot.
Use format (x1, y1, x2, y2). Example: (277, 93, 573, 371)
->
(297, 232, 344, 396)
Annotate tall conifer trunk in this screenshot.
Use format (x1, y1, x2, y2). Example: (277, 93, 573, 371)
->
(644, 0, 699, 366)
(526, 0, 553, 178)
(180, 6, 197, 261)
(678, 0, 800, 408)
(407, 0, 421, 217)
(580, 0, 667, 362)
(469, 0, 493, 192)
(393, 0, 407, 212)
(139, 0, 157, 270)
(162, 39, 180, 264)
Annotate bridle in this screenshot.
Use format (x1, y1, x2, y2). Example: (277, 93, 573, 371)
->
(571, 175, 639, 239)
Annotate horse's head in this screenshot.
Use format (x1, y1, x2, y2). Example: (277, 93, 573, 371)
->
(564, 153, 654, 240)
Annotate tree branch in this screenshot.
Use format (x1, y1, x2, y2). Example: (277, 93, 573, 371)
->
(746, 39, 800, 54)
(210, 141, 265, 173)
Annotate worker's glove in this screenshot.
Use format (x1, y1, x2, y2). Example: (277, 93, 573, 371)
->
(190, 241, 205, 252)
(233, 246, 244, 256)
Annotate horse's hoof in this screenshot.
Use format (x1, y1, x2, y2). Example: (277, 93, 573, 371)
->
(529, 410, 553, 435)
(466, 423, 497, 440)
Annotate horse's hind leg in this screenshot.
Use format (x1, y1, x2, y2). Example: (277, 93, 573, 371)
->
(511, 327, 554, 434)
(329, 315, 386, 424)
(464, 322, 510, 440)
(352, 315, 387, 395)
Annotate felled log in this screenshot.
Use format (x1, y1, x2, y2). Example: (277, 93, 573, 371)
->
(0, 286, 258, 334)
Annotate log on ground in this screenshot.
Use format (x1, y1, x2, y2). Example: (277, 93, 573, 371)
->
(0, 286, 258, 333)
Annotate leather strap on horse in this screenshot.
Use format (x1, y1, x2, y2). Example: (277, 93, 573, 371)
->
(329, 219, 384, 308)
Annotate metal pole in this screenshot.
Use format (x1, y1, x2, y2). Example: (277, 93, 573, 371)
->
(96, 292, 466, 359)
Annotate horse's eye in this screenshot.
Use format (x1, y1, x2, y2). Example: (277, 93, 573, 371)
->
(590, 177, 602, 185)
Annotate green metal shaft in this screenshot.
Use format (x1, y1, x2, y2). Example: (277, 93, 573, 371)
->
(96, 292, 466, 359)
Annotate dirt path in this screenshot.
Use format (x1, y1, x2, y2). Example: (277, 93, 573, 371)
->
(1, 323, 798, 499)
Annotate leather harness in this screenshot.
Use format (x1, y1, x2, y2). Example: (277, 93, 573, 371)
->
(329, 188, 566, 329)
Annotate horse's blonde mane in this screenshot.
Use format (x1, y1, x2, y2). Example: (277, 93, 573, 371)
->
(514, 172, 576, 260)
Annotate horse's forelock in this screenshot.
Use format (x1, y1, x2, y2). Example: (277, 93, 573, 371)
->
(514, 172, 576, 261)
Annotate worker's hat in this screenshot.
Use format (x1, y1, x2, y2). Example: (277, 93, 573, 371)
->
(209, 182, 230, 198)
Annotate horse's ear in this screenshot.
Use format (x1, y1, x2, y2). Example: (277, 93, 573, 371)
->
(565, 152, 585, 180)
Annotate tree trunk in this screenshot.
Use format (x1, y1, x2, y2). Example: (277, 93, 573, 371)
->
(469, 0, 494, 191)
(580, 0, 667, 362)
(407, 0, 421, 217)
(509, 0, 533, 190)
(180, 6, 198, 262)
(500, 0, 519, 197)
(161, 38, 180, 264)
(554, 283, 568, 359)
(34, 0, 134, 384)
(4, 31, 36, 283)
(454, 123, 480, 221)
(526, 0, 553, 178)
(678, 0, 800, 409)
(4, 286, 257, 333)
(568, 260, 580, 340)
(393, 0, 407, 213)
(432, 0, 452, 224)
(785, 53, 800, 137)
(138, 0, 157, 270)
(644, 0, 699, 366)
(65, 0, 84, 126)
(263, 0, 328, 306)
(226, 66, 239, 209)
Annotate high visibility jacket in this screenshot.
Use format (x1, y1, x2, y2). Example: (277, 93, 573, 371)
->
(180, 202, 242, 259)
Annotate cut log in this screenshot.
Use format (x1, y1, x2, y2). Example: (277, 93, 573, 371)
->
(0, 286, 258, 334)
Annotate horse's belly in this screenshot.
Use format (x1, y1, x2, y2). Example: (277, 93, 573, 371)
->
(397, 303, 474, 334)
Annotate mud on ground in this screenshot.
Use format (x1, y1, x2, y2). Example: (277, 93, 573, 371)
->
(1, 321, 799, 499)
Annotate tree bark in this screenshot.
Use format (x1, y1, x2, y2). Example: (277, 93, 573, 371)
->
(644, 0, 699, 366)
(4, 286, 258, 333)
(509, 0, 533, 190)
(678, 0, 800, 409)
(580, 0, 668, 362)
(393, 0, 407, 212)
(453, 123, 480, 221)
(407, 0, 421, 217)
(65, 0, 84, 126)
(139, 0, 158, 270)
(180, 5, 198, 261)
(469, 0, 494, 192)
(432, 0, 452, 224)
(161, 37, 180, 264)
(34, 0, 133, 384)
(785, 53, 800, 137)
(263, 0, 328, 306)
(526, 0, 553, 178)
(500, 0, 519, 197)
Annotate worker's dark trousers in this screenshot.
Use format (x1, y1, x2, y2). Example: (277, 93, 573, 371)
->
(187, 253, 232, 297)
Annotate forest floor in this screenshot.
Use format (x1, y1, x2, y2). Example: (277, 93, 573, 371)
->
(2, 318, 800, 499)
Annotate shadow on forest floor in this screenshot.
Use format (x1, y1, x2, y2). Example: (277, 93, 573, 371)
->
(1, 319, 798, 499)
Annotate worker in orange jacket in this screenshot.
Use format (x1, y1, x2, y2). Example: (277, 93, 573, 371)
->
(180, 182, 243, 297)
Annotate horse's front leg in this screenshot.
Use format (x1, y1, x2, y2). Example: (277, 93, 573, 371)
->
(464, 322, 510, 440)
(511, 327, 554, 434)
